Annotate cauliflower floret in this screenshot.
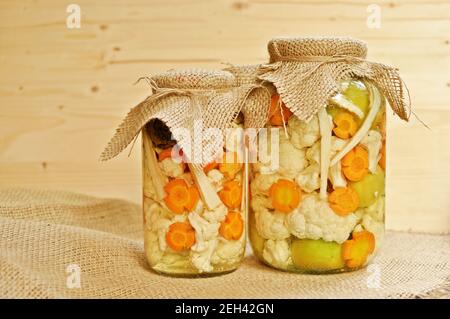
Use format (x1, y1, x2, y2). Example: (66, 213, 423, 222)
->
(202, 203, 227, 224)
(206, 169, 224, 191)
(287, 115, 320, 149)
(292, 194, 360, 243)
(365, 195, 385, 222)
(329, 163, 346, 188)
(188, 212, 220, 251)
(306, 141, 320, 165)
(250, 172, 282, 196)
(361, 214, 384, 252)
(253, 199, 290, 240)
(278, 134, 308, 178)
(144, 228, 163, 265)
(154, 251, 192, 273)
(262, 239, 292, 270)
(360, 130, 382, 173)
(159, 157, 184, 178)
(188, 212, 221, 272)
(295, 163, 320, 193)
(190, 238, 218, 273)
(211, 238, 245, 266)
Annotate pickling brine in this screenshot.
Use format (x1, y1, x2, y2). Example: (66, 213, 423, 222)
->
(249, 79, 386, 273)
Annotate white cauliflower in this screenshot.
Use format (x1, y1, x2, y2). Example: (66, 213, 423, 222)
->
(306, 141, 320, 165)
(190, 239, 218, 273)
(206, 169, 224, 191)
(361, 214, 384, 252)
(250, 172, 282, 196)
(252, 128, 281, 174)
(144, 228, 163, 265)
(154, 251, 192, 274)
(211, 238, 245, 266)
(295, 163, 320, 193)
(188, 212, 220, 251)
(365, 195, 385, 222)
(305, 137, 347, 189)
(202, 203, 228, 224)
(262, 239, 292, 270)
(329, 163, 346, 188)
(287, 115, 320, 149)
(253, 197, 290, 240)
(278, 134, 308, 178)
(188, 212, 221, 272)
(360, 130, 382, 173)
(159, 157, 184, 178)
(289, 194, 360, 243)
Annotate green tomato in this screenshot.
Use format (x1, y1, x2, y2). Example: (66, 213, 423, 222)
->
(350, 166, 385, 208)
(291, 238, 345, 271)
(343, 80, 370, 117)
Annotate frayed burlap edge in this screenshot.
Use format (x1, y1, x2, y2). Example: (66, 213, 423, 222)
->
(100, 69, 270, 164)
(258, 37, 410, 121)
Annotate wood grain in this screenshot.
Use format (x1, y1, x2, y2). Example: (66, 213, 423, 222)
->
(0, 0, 449, 233)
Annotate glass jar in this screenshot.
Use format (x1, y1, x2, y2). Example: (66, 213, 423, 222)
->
(249, 78, 386, 273)
(142, 70, 248, 277)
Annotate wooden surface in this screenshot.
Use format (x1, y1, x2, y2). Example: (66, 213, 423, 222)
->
(0, 0, 449, 233)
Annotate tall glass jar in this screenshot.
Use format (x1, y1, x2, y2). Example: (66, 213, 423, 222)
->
(249, 78, 386, 273)
(142, 70, 248, 277)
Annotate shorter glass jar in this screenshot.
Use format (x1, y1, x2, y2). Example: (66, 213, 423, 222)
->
(249, 79, 386, 273)
(143, 116, 247, 276)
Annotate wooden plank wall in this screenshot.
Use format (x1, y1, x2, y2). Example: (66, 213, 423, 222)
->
(0, 0, 449, 233)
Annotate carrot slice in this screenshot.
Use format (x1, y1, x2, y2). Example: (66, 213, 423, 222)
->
(328, 187, 359, 216)
(218, 180, 242, 209)
(379, 141, 386, 170)
(332, 111, 358, 139)
(219, 211, 244, 240)
(269, 94, 293, 126)
(342, 230, 375, 268)
(219, 152, 242, 180)
(164, 178, 200, 214)
(269, 179, 302, 213)
(166, 222, 196, 251)
(341, 146, 369, 182)
(204, 161, 219, 174)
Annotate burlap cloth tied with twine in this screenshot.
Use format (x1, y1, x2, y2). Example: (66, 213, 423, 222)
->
(258, 37, 410, 121)
(1, 188, 449, 299)
(100, 69, 270, 164)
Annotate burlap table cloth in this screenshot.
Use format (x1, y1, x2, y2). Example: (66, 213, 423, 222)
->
(0, 188, 448, 299)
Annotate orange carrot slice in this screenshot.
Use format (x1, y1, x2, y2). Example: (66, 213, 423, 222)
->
(269, 179, 302, 213)
(328, 187, 359, 216)
(158, 148, 173, 161)
(166, 222, 196, 252)
(219, 152, 242, 180)
(379, 141, 386, 170)
(269, 94, 293, 126)
(332, 111, 358, 139)
(218, 180, 242, 209)
(219, 211, 244, 240)
(342, 230, 375, 268)
(164, 178, 200, 214)
(341, 146, 369, 182)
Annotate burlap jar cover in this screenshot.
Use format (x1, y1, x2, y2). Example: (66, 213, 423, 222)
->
(258, 37, 410, 121)
(100, 69, 270, 164)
